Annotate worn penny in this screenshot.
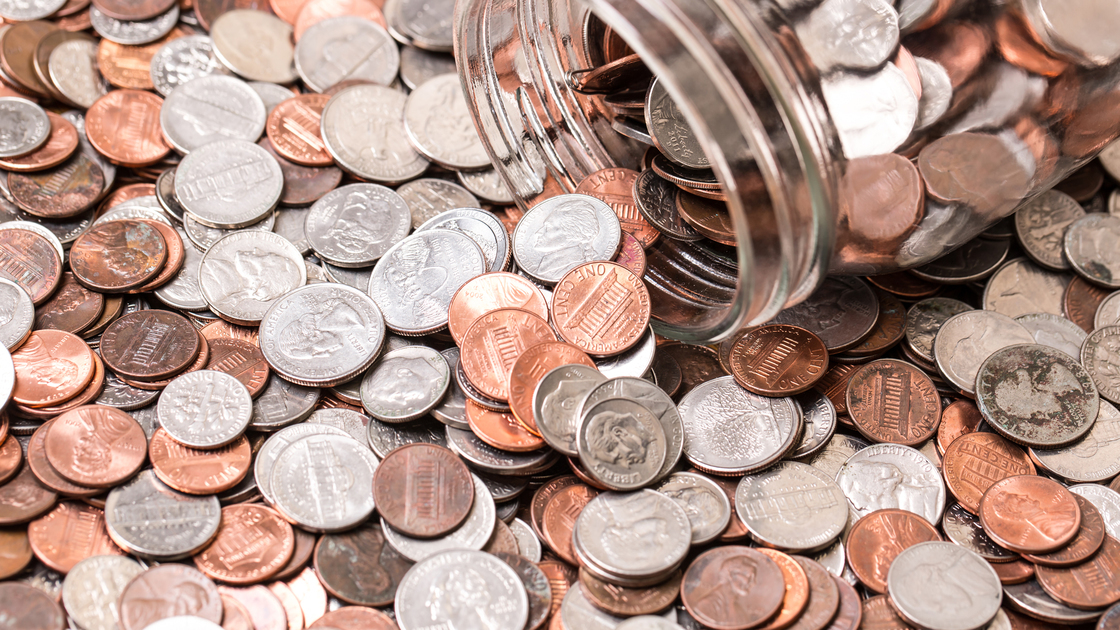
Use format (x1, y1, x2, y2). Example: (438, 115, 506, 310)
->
(845, 508, 941, 594)
(372, 443, 474, 539)
(34, 272, 104, 334)
(69, 219, 167, 292)
(936, 399, 984, 455)
(313, 520, 412, 607)
(942, 432, 1035, 515)
(846, 359, 941, 446)
(680, 546, 785, 630)
(100, 310, 200, 380)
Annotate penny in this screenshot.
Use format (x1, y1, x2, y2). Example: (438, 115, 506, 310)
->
(1035, 533, 1120, 611)
(812, 363, 861, 417)
(255, 141, 340, 208)
(204, 338, 272, 399)
(728, 324, 828, 396)
(104, 469, 221, 560)
(0, 458, 57, 525)
(0, 582, 65, 629)
(309, 606, 395, 630)
(575, 168, 659, 247)
(987, 559, 1034, 587)
(25, 421, 100, 498)
(942, 433, 1035, 514)
(860, 595, 913, 630)
(933, 310, 1034, 397)
(149, 429, 251, 495)
(312, 521, 411, 607)
(680, 546, 785, 630)
(770, 276, 880, 354)
(117, 563, 223, 630)
(936, 400, 983, 455)
(372, 443, 473, 539)
(447, 272, 548, 345)
(378, 471, 495, 562)
(888, 542, 1002, 630)
(131, 220, 185, 294)
(467, 401, 545, 452)
(1065, 275, 1110, 332)
(33, 272, 102, 335)
(833, 155, 924, 269)
(0, 527, 31, 579)
(541, 483, 598, 565)
(0, 226, 62, 305)
(843, 291, 906, 360)
(265, 93, 331, 166)
(118, 331, 211, 392)
(0, 111, 77, 173)
(459, 308, 556, 401)
(27, 500, 121, 574)
(195, 504, 294, 585)
(100, 310, 200, 381)
(742, 549, 808, 630)
(85, 89, 171, 166)
(735, 461, 848, 552)
(939, 502, 1018, 564)
(980, 475, 1081, 554)
(70, 219, 167, 292)
(1023, 495, 1107, 568)
(507, 342, 595, 434)
(578, 567, 679, 617)
(39, 405, 144, 488)
(845, 508, 941, 594)
(16, 348, 105, 419)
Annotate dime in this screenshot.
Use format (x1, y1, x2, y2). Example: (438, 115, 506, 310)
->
(194, 504, 294, 585)
(158, 370, 252, 449)
(457, 168, 514, 205)
(249, 374, 320, 430)
(1031, 399, 1120, 483)
(578, 375, 682, 484)
(979, 475, 1080, 554)
(596, 326, 658, 380)
(887, 542, 1002, 630)
(1097, 292, 1120, 330)
(512, 194, 622, 285)
(380, 471, 495, 562)
(358, 346, 449, 423)
(942, 433, 1034, 515)
(643, 79, 706, 169)
(313, 521, 412, 607)
(835, 442, 945, 524)
(846, 508, 941, 594)
(100, 310, 200, 380)
(0, 111, 78, 174)
(574, 490, 691, 584)
(294, 17, 397, 92)
(175, 139, 282, 229)
(735, 461, 847, 552)
(149, 35, 231, 97)
(397, 178, 480, 229)
(372, 443, 473, 539)
(680, 546, 784, 630)
(770, 276, 879, 353)
(395, 549, 528, 630)
(117, 564, 222, 630)
(1022, 495, 1106, 568)
(533, 365, 607, 457)
(790, 390, 837, 459)
(1083, 325, 1120, 404)
(403, 73, 488, 170)
(62, 555, 144, 630)
(904, 297, 972, 364)
(0, 278, 34, 350)
(0, 97, 49, 157)
(320, 84, 428, 184)
(159, 75, 266, 154)
(1015, 190, 1084, 271)
(104, 469, 220, 559)
(576, 399, 666, 491)
(199, 231, 306, 324)
(210, 10, 297, 83)
(933, 310, 1034, 396)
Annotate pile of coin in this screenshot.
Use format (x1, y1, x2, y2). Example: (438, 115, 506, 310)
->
(2, 0, 1120, 629)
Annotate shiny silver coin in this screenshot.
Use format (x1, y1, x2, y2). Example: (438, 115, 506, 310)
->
(1065, 213, 1120, 288)
(104, 470, 222, 560)
(444, 426, 557, 476)
(822, 64, 916, 159)
(676, 376, 800, 475)
(457, 168, 514, 204)
(982, 257, 1069, 318)
(416, 208, 509, 273)
(160, 75, 266, 153)
(736, 461, 848, 552)
(790, 391, 837, 459)
(644, 78, 708, 170)
(595, 325, 656, 379)
(798, 432, 869, 480)
(382, 473, 495, 562)
(1096, 291, 1120, 329)
(1014, 312, 1086, 360)
(397, 178, 479, 230)
(933, 309, 1034, 396)
(272, 205, 311, 255)
(508, 518, 542, 562)
(576, 399, 667, 491)
(320, 84, 429, 185)
(368, 230, 486, 334)
(888, 542, 1001, 630)
(430, 346, 468, 429)
(905, 297, 972, 364)
(511, 194, 622, 285)
(366, 416, 447, 459)
(617, 616, 685, 630)
(153, 229, 209, 310)
(1014, 190, 1084, 271)
(1081, 325, 1120, 404)
(769, 276, 879, 353)
(210, 10, 297, 84)
(573, 490, 691, 582)
(914, 56, 952, 130)
(360, 346, 450, 423)
(1031, 399, 1120, 483)
(654, 471, 731, 546)
(560, 586, 633, 630)
(403, 73, 490, 170)
(307, 408, 371, 445)
(254, 423, 352, 504)
(796, 0, 899, 72)
(0, 97, 49, 158)
(295, 17, 399, 92)
(90, 4, 179, 45)
(811, 539, 848, 579)
(176, 139, 282, 229)
(941, 502, 1018, 562)
(399, 45, 455, 90)
(389, 0, 454, 52)
(150, 35, 232, 97)
(198, 231, 306, 324)
(534, 364, 607, 457)
(0, 0, 63, 20)
(1068, 483, 1120, 538)
(95, 369, 161, 411)
(269, 432, 379, 532)
(48, 40, 107, 109)
(305, 183, 410, 268)
(394, 550, 528, 630)
(249, 374, 320, 431)
(259, 283, 386, 387)
(326, 372, 363, 405)
(0, 277, 32, 350)
(634, 169, 702, 241)
(578, 375, 682, 482)
(182, 209, 276, 253)
(157, 370, 253, 449)
(836, 442, 946, 524)
(62, 555, 145, 630)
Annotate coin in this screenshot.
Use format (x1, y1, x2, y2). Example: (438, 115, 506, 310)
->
(158, 370, 252, 449)
(372, 443, 473, 539)
(574, 490, 690, 584)
(680, 546, 784, 630)
(402, 73, 488, 170)
(1034, 532, 1120, 610)
(104, 469, 221, 560)
(845, 508, 941, 594)
(984, 258, 1070, 319)
(61, 555, 143, 630)
(380, 471, 495, 562)
(194, 504, 294, 585)
(887, 541, 1002, 630)
(100, 310, 200, 381)
(159, 74, 266, 154)
(312, 520, 411, 607)
(1023, 495, 1106, 568)
(0, 227, 63, 305)
(210, 10, 297, 83)
(552, 261, 651, 357)
(26, 501, 121, 573)
(69, 219, 167, 293)
(512, 194, 623, 285)
(295, 17, 397, 92)
(395, 549, 528, 630)
(175, 139, 283, 230)
(319, 83, 428, 184)
(198, 231, 306, 325)
(933, 310, 1034, 396)
(270, 432, 378, 532)
(845, 358, 941, 446)
(85, 89, 170, 166)
(979, 475, 1081, 554)
(1015, 312, 1086, 360)
(117, 563, 222, 630)
(836, 442, 946, 524)
(942, 432, 1035, 515)
(1031, 399, 1120, 483)
(770, 276, 880, 353)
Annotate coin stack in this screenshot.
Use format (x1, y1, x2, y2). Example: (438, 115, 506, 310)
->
(1, 0, 1120, 629)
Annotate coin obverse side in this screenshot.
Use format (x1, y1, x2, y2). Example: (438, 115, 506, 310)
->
(512, 194, 622, 285)
(887, 541, 1002, 630)
(394, 549, 529, 630)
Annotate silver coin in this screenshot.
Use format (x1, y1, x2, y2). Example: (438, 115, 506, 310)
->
(305, 183, 410, 268)
(476, 473, 527, 503)
(797, 0, 899, 71)
(933, 310, 1034, 396)
(983, 257, 1070, 318)
(888, 541, 1001, 630)
(573, 490, 691, 581)
(595, 326, 656, 379)
(90, 4, 178, 45)
(578, 375, 683, 483)
(1065, 213, 1120, 288)
(320, 84, 429, 184)
(799, 432, 869, 480)
(617, 616, 684, 630)
(457, 168, 514, 205)
(0, 277, 32, 350)
(654, 471, 731, 546)
(104, 469, 222, 560)
(396, 178, 477, 230)
(307, 408, 371, 445)
(1014, 190, 1084, 271)
(399, 45, 456, 91)
(95, 368, 161, 411)
(416, 208, 509, 273)
(254, 423, 351, 503)
(176, 139, 282, 229)
(634, 169, 702, 241)
(248, 81, 295, 114)
(914, 56, 952, 130)
(507, 517, 542, 562)
(534, 364, 607, 457)
(430, 346, 467, 429)
(403, 73, 489, 170)
(160, 75, 266, 153)
(511, 194, 622, 285)
(395, 550, 528, 630)
(1081, 325, 1120, 404)
(327, 371, 363, 405)
(150, 35, 232, 98)
(1002, 580, 1100, 625)
(269, 432, 379, 532)
(677, 376, 799, 475)
(259, 283, 386, 387)
(210, 10, 297, 84)
(295, 17, 399, 92)
(368, 230, 486, 334)
(1068, 483, 1120, 538)
(382, 472, 495, 561)
(154, 169, 185, 222)
(810, 539, 847, 578)
(366, 416, 447, 459)
(1096, 291, 1120, 329)
(141, 618, 224, 630)
(790, 390, 837, 459)
(577, 399, 667, 491)
(444, 426, 556, 475)
(905, 297, 972, 364)
(1031, 399, 1120, 483)
(61, 555, 145, 630)
(1014, 312, 1086, 360)
(560, 586, 630, 630)
(157, 370, 253, 449)
(322, 263, 372, 291)
(183, 210, 276, 253)
(769, 276, 879, 352)
(390, 0, 454, 52)
(941, 502, 1018, 562)
(304, 260, 330, 283)
(130, 403, 161, 439)
(272, 206, 311, 255)
(48, 40, 107, 109)
(248, 376, 319, 431)
(735, 461, 847, 552)
(93, 197, 171, 227)
(822, 65, 917, 159)
(359, 346, 450, 422)
(0, 97, 49, 158)
(835, 442, 946, 524)
(198, 230, 306, 324)
(0, 0, 62, 20)
(644, 78, 707, 170)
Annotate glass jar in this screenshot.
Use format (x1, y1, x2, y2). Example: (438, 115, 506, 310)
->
(454, 0, 1120, 342)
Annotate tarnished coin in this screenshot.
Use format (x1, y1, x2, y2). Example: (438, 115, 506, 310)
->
(269, 432, 378, 532)
(680, 546, 785, 630)
(1015, 312, 1087, 360)
(117, 564, 222, 630)
(933, 310, 1034, 396)
(736, 461, 848, 552)
(887, 542, 1002, 630)
(846, 508, 941, 594)
(62, 555, 144, 630)
(983, 258, 1070, 319)
(552, 261, 651, 357)
(295, 17, 398, 92)
(403, 74, 488, 170)
(770, 276, 879, 353)
(1082, 325, 1120, 404)
(905, 297, 972, 364)
(305, 183, 409, 267)
(1096, 291, 1120, 329)
(199, 231, 306, 324)
(654, 472, 730, 546)
(210, 10, 297, 83)
(69, 219, 167, 293)
(100, 309, 200, 381)
(533, 364, 607, 457)
(395, 550, 528, 630)
(380, 471, 496, 562)
(372, 443, 473, 539)
(104, 469, 221, 560)
(157, 370, 252, 449)
(836, 442, 946, 524)
(1065, 213, 1120, 288)
(512, 194, 622, 285)
(320, 84, 428, 184)
(846, 358, 941, 446)
(942, 433, 1034, 515)
(160, 75, 266, 153)
(576, 399, 666, 491)
(314, 520, 412, 607)
(979, 475, 1080, 554)
(574, 490, 691, 583)
(1031, 399, 1120, 483)
(633, 169, 702, 242)
(1015, 190, 1084, 271)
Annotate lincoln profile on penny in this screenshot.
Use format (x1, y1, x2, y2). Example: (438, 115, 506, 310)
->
(11, 332, 78, 389)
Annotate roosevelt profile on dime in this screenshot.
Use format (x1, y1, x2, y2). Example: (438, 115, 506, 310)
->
(364, 354, 445, 414)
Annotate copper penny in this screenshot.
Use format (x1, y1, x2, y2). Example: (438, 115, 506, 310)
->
(86, 90, 171, 167)
(1023, 496, 1107, 567)
(97, 37, 171, 90)
(1064, 276, 1110, 333)
(0, 527, 32, 579)
(460, 308, 556, 402)
(117, 564, 223, 630)
(832, 154, 924, 269)
(0, 434, 21, 486)
(447, 272, 549, 345)
(119, 331, 210, 391)
(195, 0, 273, 30)
(220, 584, 292, 630)
(936, 399, 983, 455)
(0, 227, 62, 304)
(100, 182, 157, 211)
(541, 483, 598, 565)
(34, 272, 104, 335)
(552, 261, 651, 357)
(100, 310, 201, 380)
(313, 520, 411, 607)
(149, 429, 251, 495)
(529, 474, 581, 542)
(0, 112, 78, 173)
(788, 555, 840, 630)
(9, 153, 105, 220)
(943, 433, 1035, 514)
(827, 577, 862, 630)
(371, 442, 474, 539)
(26, 420, 100, 498)
(308, 606, 396, 630)
(613, 231, 647, 278)
(539, 560, 576, 617)
(843, 291, 906, 359)
(1036, 534, 1120, 610)
(195, 504, 295, 585)
(258, 137, 342, 206)
(658, 342, 726, 398)
(69, 220, 167, 293)
(43, 405, 146, 488)
(292, 0, 386, 40)
(578, 567, 681, 616)
(92, 0, 176, 20)
(270, 0, 309, 23)
(205, 338, 271, 398)
(220, 593, 255, 630)
(467, 400, 546, 452)
(991, 559, 1035, 585)
(0, 463, 57, 525)
(812, 362, 860, 416)
(0, 583, 65, 629)
(845, 508, 942, 594)
(729, 324, 828, 396)
(755, 548, 810, 630)
(200, 319, 260, 347)
(265, 582, 305, 629)
(576, 168, 659, 247)
(651, 350, 682, 398)
(860, 595, 914, 630)
(14, 348, 103, 418)
(845, 359, 941, 446)
(132, 220, 185, 293)
(56, 10, 93, 31)
(272, 526, 315, 581)
(266, 94, 333, 167)
(287, 565, 329, 625)
(483, 518, 519, 555)
(508, 341, 595, 434)
(11, 330, 95, 407)
(0, 21, 56, 98)
(675, 191, 736, 246)
(0, 414, 7, 446)
(680, 546, 786, 630)
(980, 475, 1081, 554)
(27, 501, 122, 573)
(864, 272, 940, 300)
(567, 456, 610, 491)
